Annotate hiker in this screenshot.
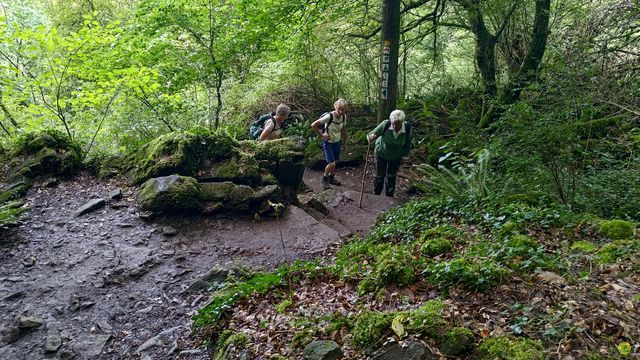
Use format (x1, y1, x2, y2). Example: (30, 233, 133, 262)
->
(256, 104, 291, 141)
(311, 98, 349, 189)
(367, 109, 412, 197)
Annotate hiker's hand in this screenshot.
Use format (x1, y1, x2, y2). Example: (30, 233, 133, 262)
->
(367, 134, 376, 143)
(321, 133, 329, 141)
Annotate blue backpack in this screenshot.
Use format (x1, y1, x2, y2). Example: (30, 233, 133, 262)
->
(249, 112, 275, 140)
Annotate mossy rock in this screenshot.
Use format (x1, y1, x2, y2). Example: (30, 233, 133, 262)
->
(240, 137, 306, 187)
(199, 181, 282, 213)
(138, 175, 202, 213)
(599, 219, 634, 240)
(351, 311, 394, 349)
(213, 330, 249, 360)
(403, 300, 446, 338)
(199, 152, 261, 186)
(477, 336, 545, 360)
(131, 131, 238, 184)
(575, 115, 623, 139)
(85, 154, 126, 180)
(358, 245, 417, 293)
(441, 327, 474, 356)
(5, 130, 82, 186)
(570, 240, 598, 253)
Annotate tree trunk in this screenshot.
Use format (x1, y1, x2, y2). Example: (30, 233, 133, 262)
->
(503, 0, 551, 104)
(465, 0, 497, 98)
(378, 0, 401, 121)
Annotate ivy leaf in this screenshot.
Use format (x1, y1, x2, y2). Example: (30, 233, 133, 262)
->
(391, 314, 406, 338)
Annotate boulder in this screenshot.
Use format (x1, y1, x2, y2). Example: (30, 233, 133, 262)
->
(372, 339, 434, 360)
(241, 137, 306, 187)
(200, 181, 281, 213)
(303, 340, 343, 360)
(196, 152, 261, 186)
(4, 130, 82, 186)
(130, 131, 238, 184)
(138, 175, 202, 213)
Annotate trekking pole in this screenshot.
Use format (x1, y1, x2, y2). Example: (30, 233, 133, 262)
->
(359, 141, 371, 208)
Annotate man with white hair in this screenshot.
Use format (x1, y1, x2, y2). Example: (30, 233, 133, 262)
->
(367, 109, 412, 197)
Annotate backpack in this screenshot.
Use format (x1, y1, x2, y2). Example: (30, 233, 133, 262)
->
(249, 112, 275, 140)
(381, 120, 412, 147)
(319, 112, 345, 134)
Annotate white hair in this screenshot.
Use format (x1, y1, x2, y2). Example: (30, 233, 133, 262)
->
(389, 110, 406, 123)
(334, 98, 348, 109)
(276, 104, 290, 116)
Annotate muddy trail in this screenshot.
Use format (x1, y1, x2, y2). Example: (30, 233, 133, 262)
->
(0, 161, 411, 359)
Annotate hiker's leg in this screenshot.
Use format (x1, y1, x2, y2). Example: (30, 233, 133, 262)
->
(322, 141, 337, 189)
(385, 158, 401, 197)
(328, 142, 342, 185)
(374, 155, 387, 195)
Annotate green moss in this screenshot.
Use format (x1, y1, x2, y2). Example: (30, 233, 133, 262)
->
(132, 131, 238, 184)
(290, 328, 315, 349)
(275, 299, 292, 313)
(427, 258, 509, 292)
(599, 220, 634, 240)
(478, 336, 545, 360)
(570, 240, 598, 253)
(498, 220, 524, 236)
(210, 152, 261, 185)
(595, 239, 640, 264)
(351, 311, 394, 349)
(441, 327, 475, 356)
(138, 175, 202, 213)
(213, 330, 249, 360)
(404, 300, 446, 338)
(420, 237, 454, 257)
(358, 245, 418, 294)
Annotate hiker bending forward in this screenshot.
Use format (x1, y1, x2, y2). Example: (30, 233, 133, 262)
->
(367, 110, 412, 197)
(259, 104, 291, 141)
(311, 98, 349, 189)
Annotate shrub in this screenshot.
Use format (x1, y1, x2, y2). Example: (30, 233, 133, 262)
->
(599, 219, 634, 240)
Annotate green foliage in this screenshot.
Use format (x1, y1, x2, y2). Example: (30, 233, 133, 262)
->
(290, 328, 315, 349)
(403, 300, 446, 338)
(595, 240, 640, 265)
(357, 245, 420, 294)
(416, 148, 495, 204)
(420, 237, 454, 257)
(478, 336, 545, 360)
(426, 258, 509, 292)
(0, 190, 27, 230)
(599, 220, 634, 240)
(441, 327, 475, 356)
(570, 240, 598, 253)
(487, 235, 558, 271)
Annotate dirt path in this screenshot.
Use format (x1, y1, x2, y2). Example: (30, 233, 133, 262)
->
(0, 162, 410, 359)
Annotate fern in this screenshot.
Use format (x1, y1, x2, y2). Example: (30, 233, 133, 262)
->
(0, 190, 27, 229)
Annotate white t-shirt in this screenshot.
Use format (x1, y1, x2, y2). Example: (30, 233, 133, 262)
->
(318, 112, 347, 143)
(262, 118, 282, 140)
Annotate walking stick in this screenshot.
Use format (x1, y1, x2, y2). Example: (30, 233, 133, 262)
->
(359, 141, 371, 208)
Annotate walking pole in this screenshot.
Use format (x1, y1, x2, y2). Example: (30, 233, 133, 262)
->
(359, 141, 371, 208)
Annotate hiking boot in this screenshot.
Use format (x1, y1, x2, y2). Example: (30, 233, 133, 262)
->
(322, 175, 331, 189)
(328, 174, 341, 186)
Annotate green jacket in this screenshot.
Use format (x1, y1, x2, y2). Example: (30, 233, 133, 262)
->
(369, 120, 412, 160)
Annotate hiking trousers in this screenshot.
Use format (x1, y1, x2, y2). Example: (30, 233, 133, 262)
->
(374, 154, 401, 197)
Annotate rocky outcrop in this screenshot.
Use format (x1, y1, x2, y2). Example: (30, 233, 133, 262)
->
(132, 132, 305, 215)
(2, 130, 82, 195)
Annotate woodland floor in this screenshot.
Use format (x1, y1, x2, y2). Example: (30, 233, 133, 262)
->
(0, 157, 409, 359)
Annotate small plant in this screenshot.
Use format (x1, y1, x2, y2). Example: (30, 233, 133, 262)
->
(403, 300, 446, 338)
(570, 240, 598, 253)
(595, 240, 640, 264)
(0, 190, 27, 230)
(420, 237, 454, 257)
(275, 298, 292, 314)
(617, 341, 632, 356)
(357, 245, 420, 294)
(599, 219, 634, 240)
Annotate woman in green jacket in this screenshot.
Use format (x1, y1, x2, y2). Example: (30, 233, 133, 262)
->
(367, 110, 412, 197)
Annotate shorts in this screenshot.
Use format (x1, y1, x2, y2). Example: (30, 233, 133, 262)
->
(322, 141, 341, 163)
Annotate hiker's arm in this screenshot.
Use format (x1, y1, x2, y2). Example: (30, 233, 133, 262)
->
(311, 118, 329, 140)
(367, 121, 385, 142)
(259, 121, 274, 141)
